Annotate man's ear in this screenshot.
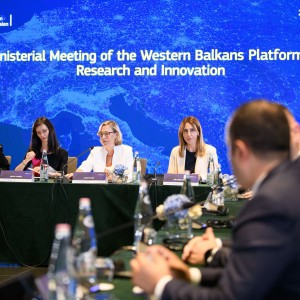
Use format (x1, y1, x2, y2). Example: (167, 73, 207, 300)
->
(233, 139, 250, 161)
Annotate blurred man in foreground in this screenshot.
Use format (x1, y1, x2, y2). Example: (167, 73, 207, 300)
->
(181, 104, 300, 271)
(131, 100, 300, 300)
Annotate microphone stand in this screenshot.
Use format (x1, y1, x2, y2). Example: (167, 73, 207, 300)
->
(202, 176, 237, 216)
(100, 201, 199, 255)
(152, 162, 160, 209)
(55, 146, 94, 183)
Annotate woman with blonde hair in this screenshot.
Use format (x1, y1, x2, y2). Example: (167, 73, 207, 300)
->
(168, 116, 218, 181)
(74, 120, 133, 179)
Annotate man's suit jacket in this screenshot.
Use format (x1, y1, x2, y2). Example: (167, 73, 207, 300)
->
(200, 245, 231, 287)
(163, 159, 300, 300)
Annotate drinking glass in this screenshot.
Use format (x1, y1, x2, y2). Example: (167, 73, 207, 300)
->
(95, 257, 115, 283)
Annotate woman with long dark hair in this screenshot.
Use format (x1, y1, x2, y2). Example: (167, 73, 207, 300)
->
(15, 117, 68, 174)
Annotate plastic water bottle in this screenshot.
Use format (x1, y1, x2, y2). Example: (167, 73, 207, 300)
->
(180, 171, 195, 202)
(132, 152, 137, 182)
(207, 154, 215, 186)
(47, 223, 76, 300)
(133, 181, 156, 252)
(133, 151, 141, 183)
(180, 171, 194, 239)
(214, 164, 222, 187)
(40, 149, 49, 182)
(72, 198, 97, 287)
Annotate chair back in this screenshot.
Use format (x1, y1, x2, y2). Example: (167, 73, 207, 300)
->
(5, 156, 11, 165)
(139, 158, 147, 177)
(67, 157, 78, 173)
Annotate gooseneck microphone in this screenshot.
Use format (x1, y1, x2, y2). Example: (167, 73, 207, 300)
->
(63, 146, 94, 175)
(211, 175, 237, 191)
(56, 146, 95, 183)
(95, 201, 199, 240)
(153, 161, 160, 181)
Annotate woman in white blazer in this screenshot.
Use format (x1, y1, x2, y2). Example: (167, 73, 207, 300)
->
(73, 120, 133, 180)
(167, 116, 218, 181)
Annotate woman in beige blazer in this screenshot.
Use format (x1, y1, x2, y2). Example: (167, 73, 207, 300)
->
(167, 116, 218, 181)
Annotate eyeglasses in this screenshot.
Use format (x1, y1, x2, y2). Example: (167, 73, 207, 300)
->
(98, 131, 115, 138)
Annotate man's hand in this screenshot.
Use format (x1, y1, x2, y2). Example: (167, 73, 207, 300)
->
(182, 227, 218, 264)
(130, 245, 191, 294)
(130, 248, 173, 294)
(148, 245, 190, 280)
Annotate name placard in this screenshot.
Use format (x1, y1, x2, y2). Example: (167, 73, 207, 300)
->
(72, 172, 107, 184)
(163, 173, 199, 186)
(0, 171, 33, 182)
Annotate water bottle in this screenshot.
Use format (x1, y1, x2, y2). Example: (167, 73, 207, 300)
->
(72, 198, 97, 287)
(132, 152, 137, 182)
(133, 181, 156, 252)
(180, 171, 195, 202)
(133, 151, 141, 183)
(207, 153, 215, 186)
(47, 223, 76, 300)
(180, 171, 194, 239)
(212, 187, 224, 206)
(214, 164, 222, 187)
(136, 154, 142, 183)
(40, 149, 49, 182)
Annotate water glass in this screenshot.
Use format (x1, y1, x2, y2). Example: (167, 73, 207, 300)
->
(95, 257, 115, 283)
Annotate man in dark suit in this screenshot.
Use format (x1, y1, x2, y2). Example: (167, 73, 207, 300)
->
(130, 100, 300, 299)
(180, 104, 300, 280)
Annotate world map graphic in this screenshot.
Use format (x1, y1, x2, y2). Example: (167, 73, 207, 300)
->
(0, 0, 299, 174)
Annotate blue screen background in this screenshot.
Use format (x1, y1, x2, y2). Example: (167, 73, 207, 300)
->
(0, 0, 299, 174)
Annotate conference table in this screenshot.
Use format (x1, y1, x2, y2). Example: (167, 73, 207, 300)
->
(0, 180, 246, 299)
(0, 180, 213, 265)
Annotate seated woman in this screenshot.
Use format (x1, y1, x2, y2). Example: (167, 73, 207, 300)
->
(168, 116, 218, 182)
(0, 144, 10, 170)
(15, 117, 68, 177)
(72, 120, 133, 180)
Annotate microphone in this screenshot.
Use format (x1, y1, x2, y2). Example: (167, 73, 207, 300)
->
(149, 161, 160, 184)
(181, 201, 196, 209)
(102, 201, 202, 256)
(56, 146, 94, 183)
(63, 146, 94, 174)
(211, 174, 238, 191)
(203, 176, 235, 216)
(96, 201, 200, 241)
(154, 161, 160, 178)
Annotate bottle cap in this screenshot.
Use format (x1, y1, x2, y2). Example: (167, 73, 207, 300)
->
(55, 223, 71, 235)
(140, 180, 148, 189)
(79, 197, 91, 207)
